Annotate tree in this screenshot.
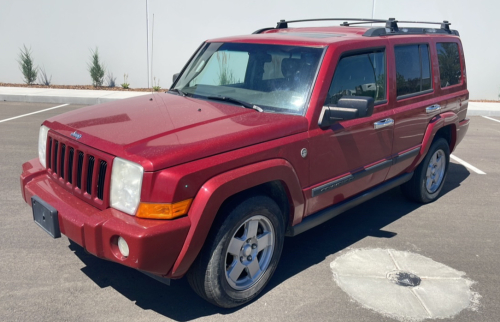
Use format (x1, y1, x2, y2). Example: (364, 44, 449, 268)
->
(18, 45, 38, 85)
(88, 47, 105, 87)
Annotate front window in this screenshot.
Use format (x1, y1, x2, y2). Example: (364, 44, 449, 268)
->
(174, 42, 324, 115)
(325, 49, 386, 105)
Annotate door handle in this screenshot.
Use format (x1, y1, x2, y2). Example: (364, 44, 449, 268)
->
(373, 118, 394, 129)
(426, 104, 441, 114)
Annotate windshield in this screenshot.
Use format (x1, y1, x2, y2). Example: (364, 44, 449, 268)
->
(173, 42, 324, 115)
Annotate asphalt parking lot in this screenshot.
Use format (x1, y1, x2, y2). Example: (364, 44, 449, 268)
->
(1, 101, 499, 321)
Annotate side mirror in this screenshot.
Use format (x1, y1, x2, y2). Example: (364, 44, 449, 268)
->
(172, 73, 180, 84)
(318, 96, 374, 128)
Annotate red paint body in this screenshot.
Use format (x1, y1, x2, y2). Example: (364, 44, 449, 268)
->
(20, 25, 469, 278)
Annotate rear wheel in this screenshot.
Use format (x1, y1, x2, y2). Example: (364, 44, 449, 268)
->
(401, 137, 450, 203)
(187, 195, 285, 308)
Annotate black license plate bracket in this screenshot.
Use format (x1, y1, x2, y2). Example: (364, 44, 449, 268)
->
(32, 196, 61, 238)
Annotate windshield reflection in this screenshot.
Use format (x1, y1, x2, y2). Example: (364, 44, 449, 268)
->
(174, 42, 324, 115)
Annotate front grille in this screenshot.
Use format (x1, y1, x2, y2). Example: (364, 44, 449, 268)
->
(46, 132, 112, 210)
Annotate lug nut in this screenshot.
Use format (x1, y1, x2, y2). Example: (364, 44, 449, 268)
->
(251, 244, 257, 249)
(240, 256, 244, 262)
(247, 255, 252, 261)
(246, 239, 251, 243)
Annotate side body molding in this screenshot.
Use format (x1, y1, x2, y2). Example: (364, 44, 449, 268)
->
(407, 111, 458, 172)
(169, 158, 305, 278)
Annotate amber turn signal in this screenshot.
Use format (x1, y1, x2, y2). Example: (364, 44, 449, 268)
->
(136, 199, 193, 219)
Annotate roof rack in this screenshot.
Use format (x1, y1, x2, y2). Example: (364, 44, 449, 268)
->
(252, 18, 459, 37)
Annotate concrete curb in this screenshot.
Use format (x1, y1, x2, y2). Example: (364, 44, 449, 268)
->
(0, 87, 150, 105)
(467, 102, 500, 116)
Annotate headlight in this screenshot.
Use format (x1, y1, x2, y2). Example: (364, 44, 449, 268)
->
(38, 125, 50, 168)
(110, 157, 144, 215)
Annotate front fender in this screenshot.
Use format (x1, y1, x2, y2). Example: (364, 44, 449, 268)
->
(169, 158, 304, 278)
(407, 111, 458, 172)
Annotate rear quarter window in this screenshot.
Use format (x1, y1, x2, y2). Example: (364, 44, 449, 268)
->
(436, 42, 462, 88)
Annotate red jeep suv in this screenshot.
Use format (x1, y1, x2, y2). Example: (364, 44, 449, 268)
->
(21, 18, 469, 308)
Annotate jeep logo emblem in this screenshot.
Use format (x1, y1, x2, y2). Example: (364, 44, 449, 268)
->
(71, 131, 82, 140)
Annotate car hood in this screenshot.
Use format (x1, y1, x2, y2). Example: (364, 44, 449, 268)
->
(45, 93, 308, 171)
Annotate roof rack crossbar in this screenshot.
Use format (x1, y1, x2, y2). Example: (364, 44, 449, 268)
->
(276, 18, 387, 29)
(275, 18, 452, 33)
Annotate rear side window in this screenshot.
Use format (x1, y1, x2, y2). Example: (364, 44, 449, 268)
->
(395, 44, 432, 97)
(325, 49, 386, 105)
(436, 42, 462, 88)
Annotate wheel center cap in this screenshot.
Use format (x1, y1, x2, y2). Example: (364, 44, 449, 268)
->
(243, 245, 252, 257)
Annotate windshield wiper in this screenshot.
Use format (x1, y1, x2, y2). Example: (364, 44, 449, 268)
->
(168, 88, 187, 96)
(206, 96, 263, 112)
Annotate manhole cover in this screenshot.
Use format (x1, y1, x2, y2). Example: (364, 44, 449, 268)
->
(387, 271, 421, 287)
(330, 249, 481, 321)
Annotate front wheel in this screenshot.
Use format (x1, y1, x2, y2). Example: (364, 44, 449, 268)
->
(401, 137, 450, 203)
(187, 195, 285, 308)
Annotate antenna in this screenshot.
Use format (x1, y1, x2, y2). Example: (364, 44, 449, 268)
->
(151, 13, 154, 95)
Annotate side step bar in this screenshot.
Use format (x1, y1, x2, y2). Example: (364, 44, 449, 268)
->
(286, 172, 413, 237)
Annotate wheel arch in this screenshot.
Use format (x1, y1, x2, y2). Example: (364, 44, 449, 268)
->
(407, 111, 458, 172)
(169, 159, 304, 278)
(433, 123, 457, 152)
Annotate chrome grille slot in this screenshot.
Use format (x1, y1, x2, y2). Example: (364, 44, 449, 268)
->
(54, 141, 59, 173)
(60, 144, 66, 179)
(86, 156, 95, 195)
(97, 160, 107, 200)
(48, 138, 52, 170)
(68, 148, 74, 184)
(77, 151, 84, 189)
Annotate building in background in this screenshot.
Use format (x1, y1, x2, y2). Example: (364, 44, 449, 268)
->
(0, 0, 498, 100)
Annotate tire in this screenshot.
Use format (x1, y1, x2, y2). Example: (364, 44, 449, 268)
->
(187, 195, 285, 308)
(401, 137, 450, 203)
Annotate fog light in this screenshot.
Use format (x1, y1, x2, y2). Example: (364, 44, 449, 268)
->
(117, 236, 129, 257)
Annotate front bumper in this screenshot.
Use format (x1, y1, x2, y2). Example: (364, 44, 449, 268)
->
(20, 158, 190, 277)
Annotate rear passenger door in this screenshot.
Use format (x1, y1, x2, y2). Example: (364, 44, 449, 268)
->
(386, 42, 437, 178)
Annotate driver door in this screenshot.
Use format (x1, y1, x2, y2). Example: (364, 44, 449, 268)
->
(306, 48, 394, 216)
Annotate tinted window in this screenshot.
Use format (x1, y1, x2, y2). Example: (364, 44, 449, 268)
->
(325, 50, 386, 105)
(421, 45, 432, 91)
(395, 44, 432, 97)
(437, 42, 462, 87)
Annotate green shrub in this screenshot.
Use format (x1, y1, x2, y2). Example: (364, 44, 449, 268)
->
(153, 77, 161, 91)
(121, 74, 130, 89)
(18, 45, 38, 85)
(38, 66, 52, 86)
(88, 47, 105, 87)
(106, 72, 116, 87)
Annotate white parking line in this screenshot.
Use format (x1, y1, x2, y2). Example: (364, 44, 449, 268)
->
(482, 116, 500, 123)
(0, 104, 69, 124)
(450, 154, 486, 175)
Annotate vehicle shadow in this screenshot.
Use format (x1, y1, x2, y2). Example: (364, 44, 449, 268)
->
(69, 162, 469, 321)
